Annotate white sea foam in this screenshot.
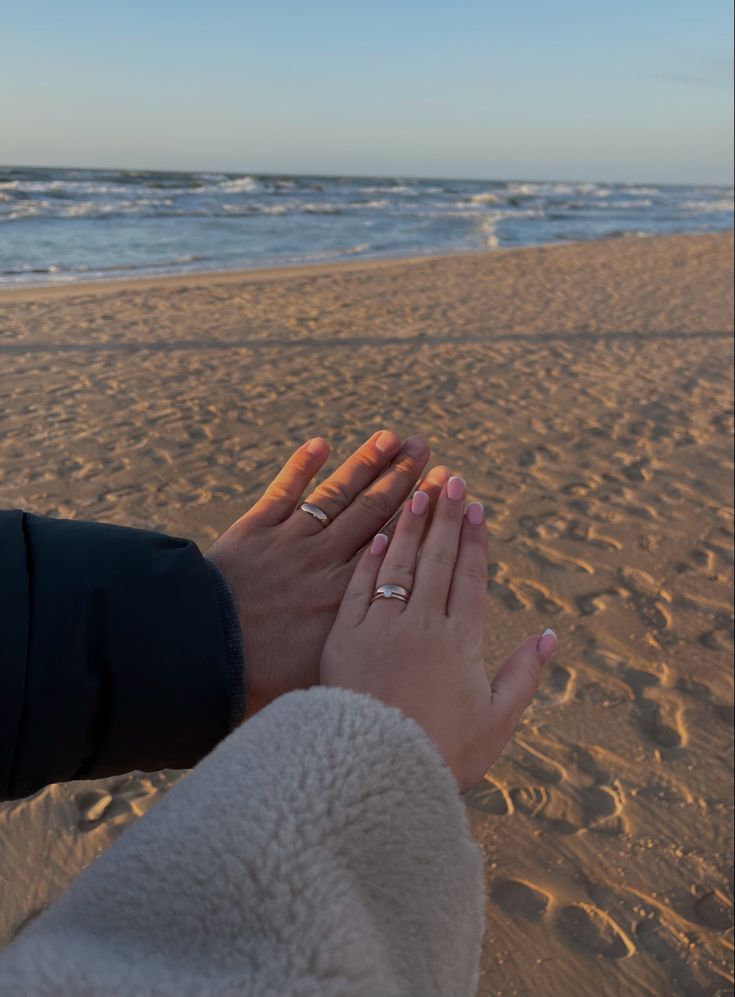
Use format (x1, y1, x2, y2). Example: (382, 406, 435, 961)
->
(680, 199, 734, 212)
(625, 186, 660, 195)
(592, 199, 654, 210)
(219, 176, 257, 193)
(469, 192, 499, 204)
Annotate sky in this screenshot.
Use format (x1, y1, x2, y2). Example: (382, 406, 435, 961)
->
(1, 0, 733, 184)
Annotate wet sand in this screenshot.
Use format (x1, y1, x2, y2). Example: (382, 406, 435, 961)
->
(0, 231, 733, 996)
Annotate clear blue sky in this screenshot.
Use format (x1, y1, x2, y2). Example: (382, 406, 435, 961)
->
(1, 0, 732, 183)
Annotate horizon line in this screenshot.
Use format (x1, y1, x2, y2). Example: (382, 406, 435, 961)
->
(1, 162, 732, 189)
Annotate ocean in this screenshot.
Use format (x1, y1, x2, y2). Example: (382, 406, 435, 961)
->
(0, 166, 732, 286)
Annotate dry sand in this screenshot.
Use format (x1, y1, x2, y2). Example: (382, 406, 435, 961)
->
(0, 231, 733, 996)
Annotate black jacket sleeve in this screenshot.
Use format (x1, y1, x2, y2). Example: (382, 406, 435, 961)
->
(0, 510, 245, 801)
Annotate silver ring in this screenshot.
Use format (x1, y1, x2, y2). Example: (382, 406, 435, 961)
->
(300, 502, 330, 528)
(370, 583, 410, 606)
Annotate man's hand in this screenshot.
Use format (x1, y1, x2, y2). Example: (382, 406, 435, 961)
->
(206, 430, 449, 719)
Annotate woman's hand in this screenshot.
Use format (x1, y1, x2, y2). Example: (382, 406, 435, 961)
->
(207, 430, 449, 719)
(320, 475, 558, 793)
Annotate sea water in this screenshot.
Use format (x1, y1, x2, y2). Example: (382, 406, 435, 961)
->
(0, 166, 732, 286)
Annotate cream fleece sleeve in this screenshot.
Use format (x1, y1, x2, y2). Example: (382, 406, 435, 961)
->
(0, 687, 484, 997)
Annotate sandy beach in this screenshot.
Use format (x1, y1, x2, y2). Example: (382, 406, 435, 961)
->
(0, 231, 732, 996)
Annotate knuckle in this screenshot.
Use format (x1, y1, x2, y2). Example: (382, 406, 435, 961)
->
(352, 451, 380, 475)
(421, 547, 455, 569)
(316, 478, 352, 507)
(392, 456, 421, 480)
(436, 499, 463, 521)
(385, 558, 415, 579)
(457, 561, 488, 584)
(518, 657, 541, 695)
(347, 586, 368, 605)
(288, 454, 311, 475)
(267, 480, 295, 503)
(358, 489, 393, 520)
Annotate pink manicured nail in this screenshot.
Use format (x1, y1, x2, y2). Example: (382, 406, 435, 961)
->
(537, 628, 558, 663)
(466, 501, 484, 525)
(306, 437, 328, 456)
(374, 430, 398, 453)
(370, 533, 389, 556)
(447, 476, 466, 501)
(410, 490, 430, 515)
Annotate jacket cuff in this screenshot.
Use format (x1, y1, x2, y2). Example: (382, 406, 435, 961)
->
(5, 513, 235, 798)
(205, 559, 246, 729)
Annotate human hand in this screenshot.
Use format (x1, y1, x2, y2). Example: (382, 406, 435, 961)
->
(320, 475, 558, 793)
(206, 431, 450, 719)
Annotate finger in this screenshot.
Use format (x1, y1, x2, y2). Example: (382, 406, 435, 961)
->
(293, 429, 402, 535)
(372, 489, 430, 611)
(335, 533, 390, 628)
(447, 503, 488, 620)
(411, 475, 467, 612)
(487, 631, 558, 756)
(327, 435, 430, 555)
(379, 465, 450, 544)
(244, 437, 331, 526)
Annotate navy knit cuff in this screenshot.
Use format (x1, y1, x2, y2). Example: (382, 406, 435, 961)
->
(205, 559, 246, 730)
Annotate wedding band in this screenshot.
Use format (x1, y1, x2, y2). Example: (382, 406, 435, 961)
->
(300, 502, 330, 527)
(370, 583, 410, 605)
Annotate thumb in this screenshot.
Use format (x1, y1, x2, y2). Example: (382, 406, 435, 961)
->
(488, 630, 558, 756)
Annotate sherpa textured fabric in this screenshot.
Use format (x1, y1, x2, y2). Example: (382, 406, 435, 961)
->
(0, 687, 484, 997)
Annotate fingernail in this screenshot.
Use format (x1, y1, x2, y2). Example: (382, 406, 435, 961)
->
(447, 475, 466, 501)
(410, 490, 430, 515)
(402, 435, 428, 458)
(537, 628, 558, 663)
(466, 501, 484, 525)
(374, 430, 398, 453)
(370, 533, 389, 556)
(306, 437, 328, 456)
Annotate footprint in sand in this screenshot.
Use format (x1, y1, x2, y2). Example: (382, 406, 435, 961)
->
(490, 879, 635, 961)
(544, 663, 575, 704)
(520, 540, 595, 577)
(556, 903, 635, 959)
(491, 879, 550, 922)
(580, 783, 627, 835)
(618, 566, 674, 633)
(693, 890, 734, 932)
(487, 562, 527, 612)
(635, 698, 686, 751)
(76, 790, 114, 830)
(576, 589, 624, 616)
(634, 912, 704, 994)
(72, 776, 168, 832)
(514, 740, 568, 786)
(517, 445, 560, 468)
(622, 670, 685, 751)
(698, 611, 735, 652)
(465, 777, 514, 816)
(511, 578, 571, 617)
